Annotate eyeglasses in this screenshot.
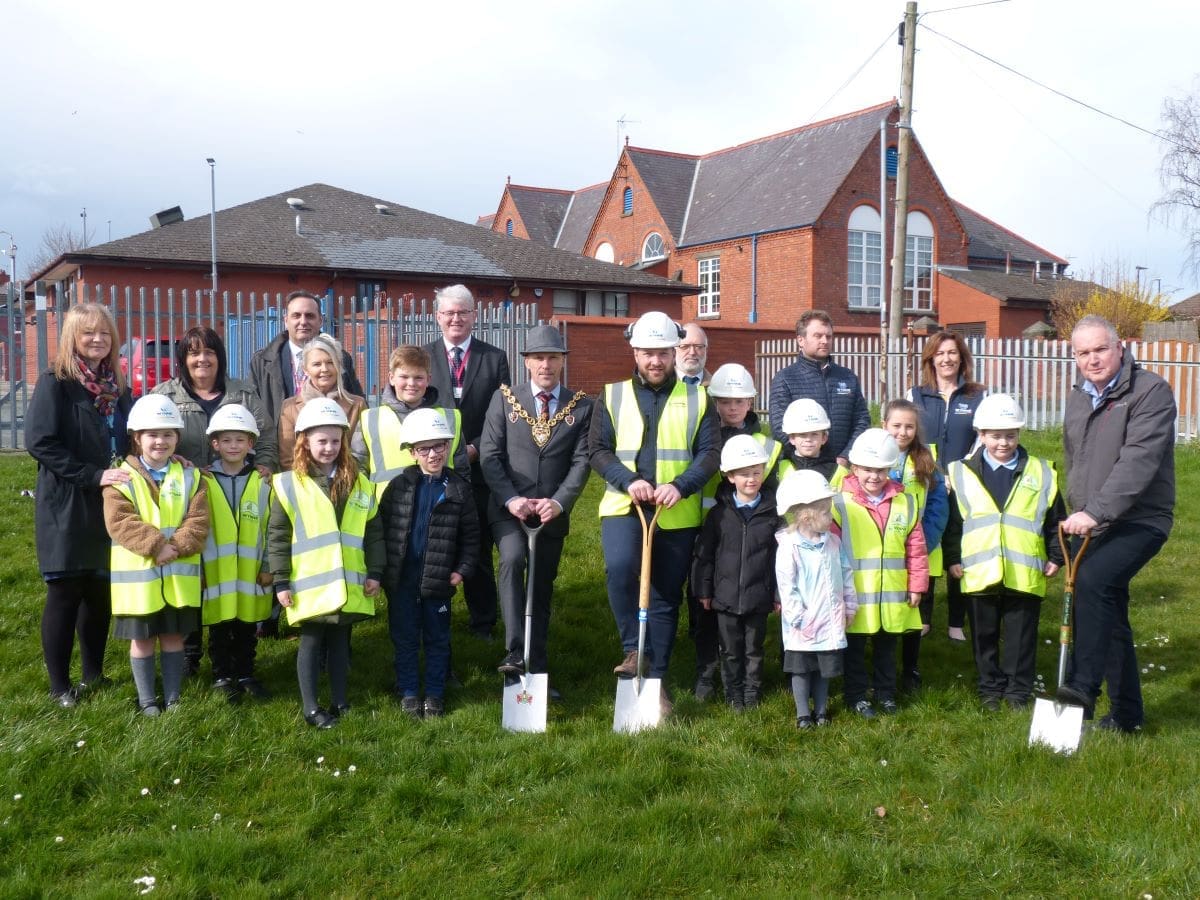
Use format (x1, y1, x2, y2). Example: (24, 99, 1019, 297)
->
(438, 310, 473, 320)
(678, 343, 707, 351)
(413, 442, 449, 457)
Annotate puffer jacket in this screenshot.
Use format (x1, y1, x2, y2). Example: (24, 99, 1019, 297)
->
(379, 466, 480, 598)
(152, 377, 278, 471)
(690, 483, 781, 616)
(768, 354, 870, 463)
(1063, 351, 1175, 537)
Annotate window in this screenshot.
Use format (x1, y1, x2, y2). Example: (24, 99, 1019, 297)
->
(698, 257, 720, 317)
(505, 218, 513, 236)
(622, 186, 633, 216)
(847, 205, 882, 309)
(355, 279, 385, 311)
(603, 292, 630, 317)
(642, 232, 666, 261)
(594, 242, 615, 263)
(905, 211, 934, 311)
(886, 146, 898, 178)
(553, 289, 627, 317)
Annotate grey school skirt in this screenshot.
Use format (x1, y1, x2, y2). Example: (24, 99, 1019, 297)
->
(784, 649, 844, 678)
(114, 606, 202, 640)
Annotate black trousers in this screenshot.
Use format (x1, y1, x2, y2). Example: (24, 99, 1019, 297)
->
(494, 518, 565, 674)
(901, 577, 937, 675)
(42, 575, 111, 695)
(844, 632, 898, 704)
(969, 589, 1041, 701)
(208, 620, 259, 680)
(463, 482, 498, 635)
(686, 588, 721, 685)
(946, 572, 967, 629)
(715, 609, 769, 703)
(1068, 523, 1167, 728)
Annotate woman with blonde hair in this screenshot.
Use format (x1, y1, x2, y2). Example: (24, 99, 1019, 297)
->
(276, 333, 367, 470)
(26, 302, 134, 706)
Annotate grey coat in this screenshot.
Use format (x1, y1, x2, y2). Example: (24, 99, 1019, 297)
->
(151, 377, 278, 472)
(1063, 351, 1175, 537)
(250, 331, 365, 426)
(479, 383, 593, 539)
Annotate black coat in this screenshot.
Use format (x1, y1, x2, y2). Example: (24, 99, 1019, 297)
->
(25, 370, 133, 574)
(379, 467, 481, 598)
(424, 337, 510, 480)
(690, 484, 781, 616)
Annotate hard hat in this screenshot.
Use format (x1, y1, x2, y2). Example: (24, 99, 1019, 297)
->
(720, 434, 770, 472)
(973, 393, 1026, 430)
(625, 311, 683, 349)
(776, 469, 835, 513)
(127, 395, 184, 432)
(782, 398, 831, 433)
(400, 408, 455, 446)
(848, 428, 900, 469)
(294, 398, 349, 433)
(707, 363, 756, 399)
(206, 403, 260, 437)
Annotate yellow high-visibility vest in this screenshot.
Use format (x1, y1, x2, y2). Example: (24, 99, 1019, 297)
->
(947, 456, 1056, 597)
(272, 470, 377, 626)
(201, 471, 271, 625)
(701, 426, 782, 515)
(597, 379, 706, 530)
(894, 455, 944, 578)
(832, 491, 921, 634)
(360, 405, 463, 499)
(110, 462, 203, 616)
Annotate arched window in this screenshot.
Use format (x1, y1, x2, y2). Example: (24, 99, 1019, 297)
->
(642, 232, 666, 261)
(622, 186, 633, 216)
(905, 211, 934, 311)
(847, 205, 882, 309)
(595, 242, 615, 263)
(505, 218, 513, 237)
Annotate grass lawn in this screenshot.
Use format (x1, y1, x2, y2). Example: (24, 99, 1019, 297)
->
(1, 433, 1198, 897)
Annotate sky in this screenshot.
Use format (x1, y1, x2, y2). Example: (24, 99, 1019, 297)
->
(3, 0, 1200, 300)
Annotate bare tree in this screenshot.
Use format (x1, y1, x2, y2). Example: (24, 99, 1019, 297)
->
(25, 222, 96, 279)
(1050, 260, 1170, 339)
(1154, 79, 1200, 276)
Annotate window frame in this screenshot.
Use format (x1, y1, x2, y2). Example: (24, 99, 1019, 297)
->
(697, 256, 720, 318)
(641, 232, 666, 261)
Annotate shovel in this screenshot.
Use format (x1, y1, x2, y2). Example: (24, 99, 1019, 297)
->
(502, 515, 549, 733)
(1029, 525, 1091, 754)
(613, 503, 664, 733)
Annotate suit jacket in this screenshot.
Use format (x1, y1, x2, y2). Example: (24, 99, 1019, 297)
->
(251, 331, 365, 426)
(479, 382, 592, 539)
(424, 336, 511, 452)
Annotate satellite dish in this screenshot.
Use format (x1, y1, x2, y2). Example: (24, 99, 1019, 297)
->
(374, 203, 389, 214)
(286, 197, 305, 209)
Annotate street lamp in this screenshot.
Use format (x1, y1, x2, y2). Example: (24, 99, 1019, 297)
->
(0, 230, 15, 300)
(206, 158, 218, 298)
(1135, 265, 1147, 291)
(80, 207, 88, 248)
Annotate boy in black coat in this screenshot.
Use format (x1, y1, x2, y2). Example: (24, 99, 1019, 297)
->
(691, 436, 781, 710)
(378, 409, 480, 719)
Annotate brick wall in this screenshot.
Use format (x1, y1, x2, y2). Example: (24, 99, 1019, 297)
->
(584, 151, 676, 268)
(491, 190, 530, 240)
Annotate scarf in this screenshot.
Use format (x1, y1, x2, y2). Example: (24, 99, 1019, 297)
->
(300, 378, 345, 403)
(75, 354, 120, 417)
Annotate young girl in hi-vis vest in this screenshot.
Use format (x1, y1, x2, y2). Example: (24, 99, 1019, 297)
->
(269, 399, 384, 730)
(103, 395, 209, 717)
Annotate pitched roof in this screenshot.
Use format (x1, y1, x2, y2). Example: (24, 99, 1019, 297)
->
(554, 183, 607, 253)
(952, 200, 1068, 267)
(506, 185, 572, 246)
(43, 183, 692, 293)
(679, 101, 896, 246)
(1169, 291, 1200, 319)
(626, 149, 699, 238)
(939, 268, 1092, 303)
(475, 213, 495, 228)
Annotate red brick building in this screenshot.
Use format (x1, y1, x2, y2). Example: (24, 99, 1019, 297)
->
(488, 101, 1070, 339)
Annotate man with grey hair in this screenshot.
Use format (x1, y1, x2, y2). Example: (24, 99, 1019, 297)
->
(675, 323, 710, 385)
(425, 284, 511, 640)
(1056, 314, 1175, 733)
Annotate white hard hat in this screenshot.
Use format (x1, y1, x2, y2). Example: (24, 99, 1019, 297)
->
(848, 428, 900, 468)
(973, 393, 1025, 430)
(720, 434, 770, 472)
(708, 363, 756, 399)
(776, 469, 836, 513)
(294, 398, 349, 433)
(400, 408, 455, 446)
(782, 398, 831, 433)
(206, 403, 260, 437)
(127, 395, 184, 432)
(626, 311, 683, 349)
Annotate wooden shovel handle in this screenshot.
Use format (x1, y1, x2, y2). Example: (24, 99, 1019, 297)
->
(1057, 524, 1090, 592)
(634, 504, 662, 612)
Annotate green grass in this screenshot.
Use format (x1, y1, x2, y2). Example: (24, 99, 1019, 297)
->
(1, 435, 1199, 896)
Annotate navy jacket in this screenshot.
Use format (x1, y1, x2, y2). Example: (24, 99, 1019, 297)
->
(908, 381, 984, 467)
(768, 355, 870, 464)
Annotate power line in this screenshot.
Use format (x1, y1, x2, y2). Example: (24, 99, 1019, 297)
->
(920, 23, 1191, 152)
(921, 0, 1011, 16)
(806, 26, 898, 124)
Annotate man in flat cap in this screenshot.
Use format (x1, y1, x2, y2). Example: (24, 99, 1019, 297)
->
(480, 325, 592, 687)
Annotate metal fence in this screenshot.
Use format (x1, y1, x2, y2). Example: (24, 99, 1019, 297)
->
(1, 283, 547, 450)
(757, 334, 1200, 441)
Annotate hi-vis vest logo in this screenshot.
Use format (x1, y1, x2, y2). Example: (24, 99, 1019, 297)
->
(240, 498, 261, 520)
(161, 480, 184, 499)
(348, 490, 372, 510)
(953, 402, 974, 415)
(1020, 473, 1040, 491)
(887, 511, 909, 532)
(836, 381, 852, 396)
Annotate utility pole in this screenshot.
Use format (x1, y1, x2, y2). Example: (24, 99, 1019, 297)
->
(887, 1, 918, 388)
(207, 158, 218, 298)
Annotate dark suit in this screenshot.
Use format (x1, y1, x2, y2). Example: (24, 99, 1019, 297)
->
(250, 331, 365, 428)
(480, 383, 591, 672)
(425, 336, 511, 634)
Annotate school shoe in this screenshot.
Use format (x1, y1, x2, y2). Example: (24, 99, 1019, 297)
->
(1006, 696, 1032, 711)
(743, 691, 761, 710)
(852, 700, 876, 719)
(238, 677, 271, 700)
(981, 697, 1002, 712)
(213, 677, 242, 703)
(140, 701, 162, 718)
(330, 703, 351, 719)
(423, 697, 445, 718)
(796, 716, 815, 730)
(399, 696, 423, 720)
(51, 688, 78, 708)
(77, 675, 113, 695)
(497, 652, 524, 675)
(878, 698, 900, 715)
(304, 708, 336, 729)
(613, 650, 641, 678)
(693, 677, 716, 702)
(815, 712, 831, 727)
(1095, 714, 1142, 734)
(901, 669, 922, 693)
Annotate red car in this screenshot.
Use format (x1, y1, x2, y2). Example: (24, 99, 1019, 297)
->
(119, 337, 179, 397)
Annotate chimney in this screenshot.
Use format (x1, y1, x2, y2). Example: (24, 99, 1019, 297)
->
(1034, 260, 1041, 282)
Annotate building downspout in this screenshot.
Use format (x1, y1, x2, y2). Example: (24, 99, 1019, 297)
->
(750, 233, 759, 324)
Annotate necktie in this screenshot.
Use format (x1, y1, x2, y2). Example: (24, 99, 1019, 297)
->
(537, 391, 553, 422)
(683, 375, 700, 385)
(293, 351, 306, 396)
(449, 346, 464, 389)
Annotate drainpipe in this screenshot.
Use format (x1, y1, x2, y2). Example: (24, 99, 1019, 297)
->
(749, 233, 759, 324)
